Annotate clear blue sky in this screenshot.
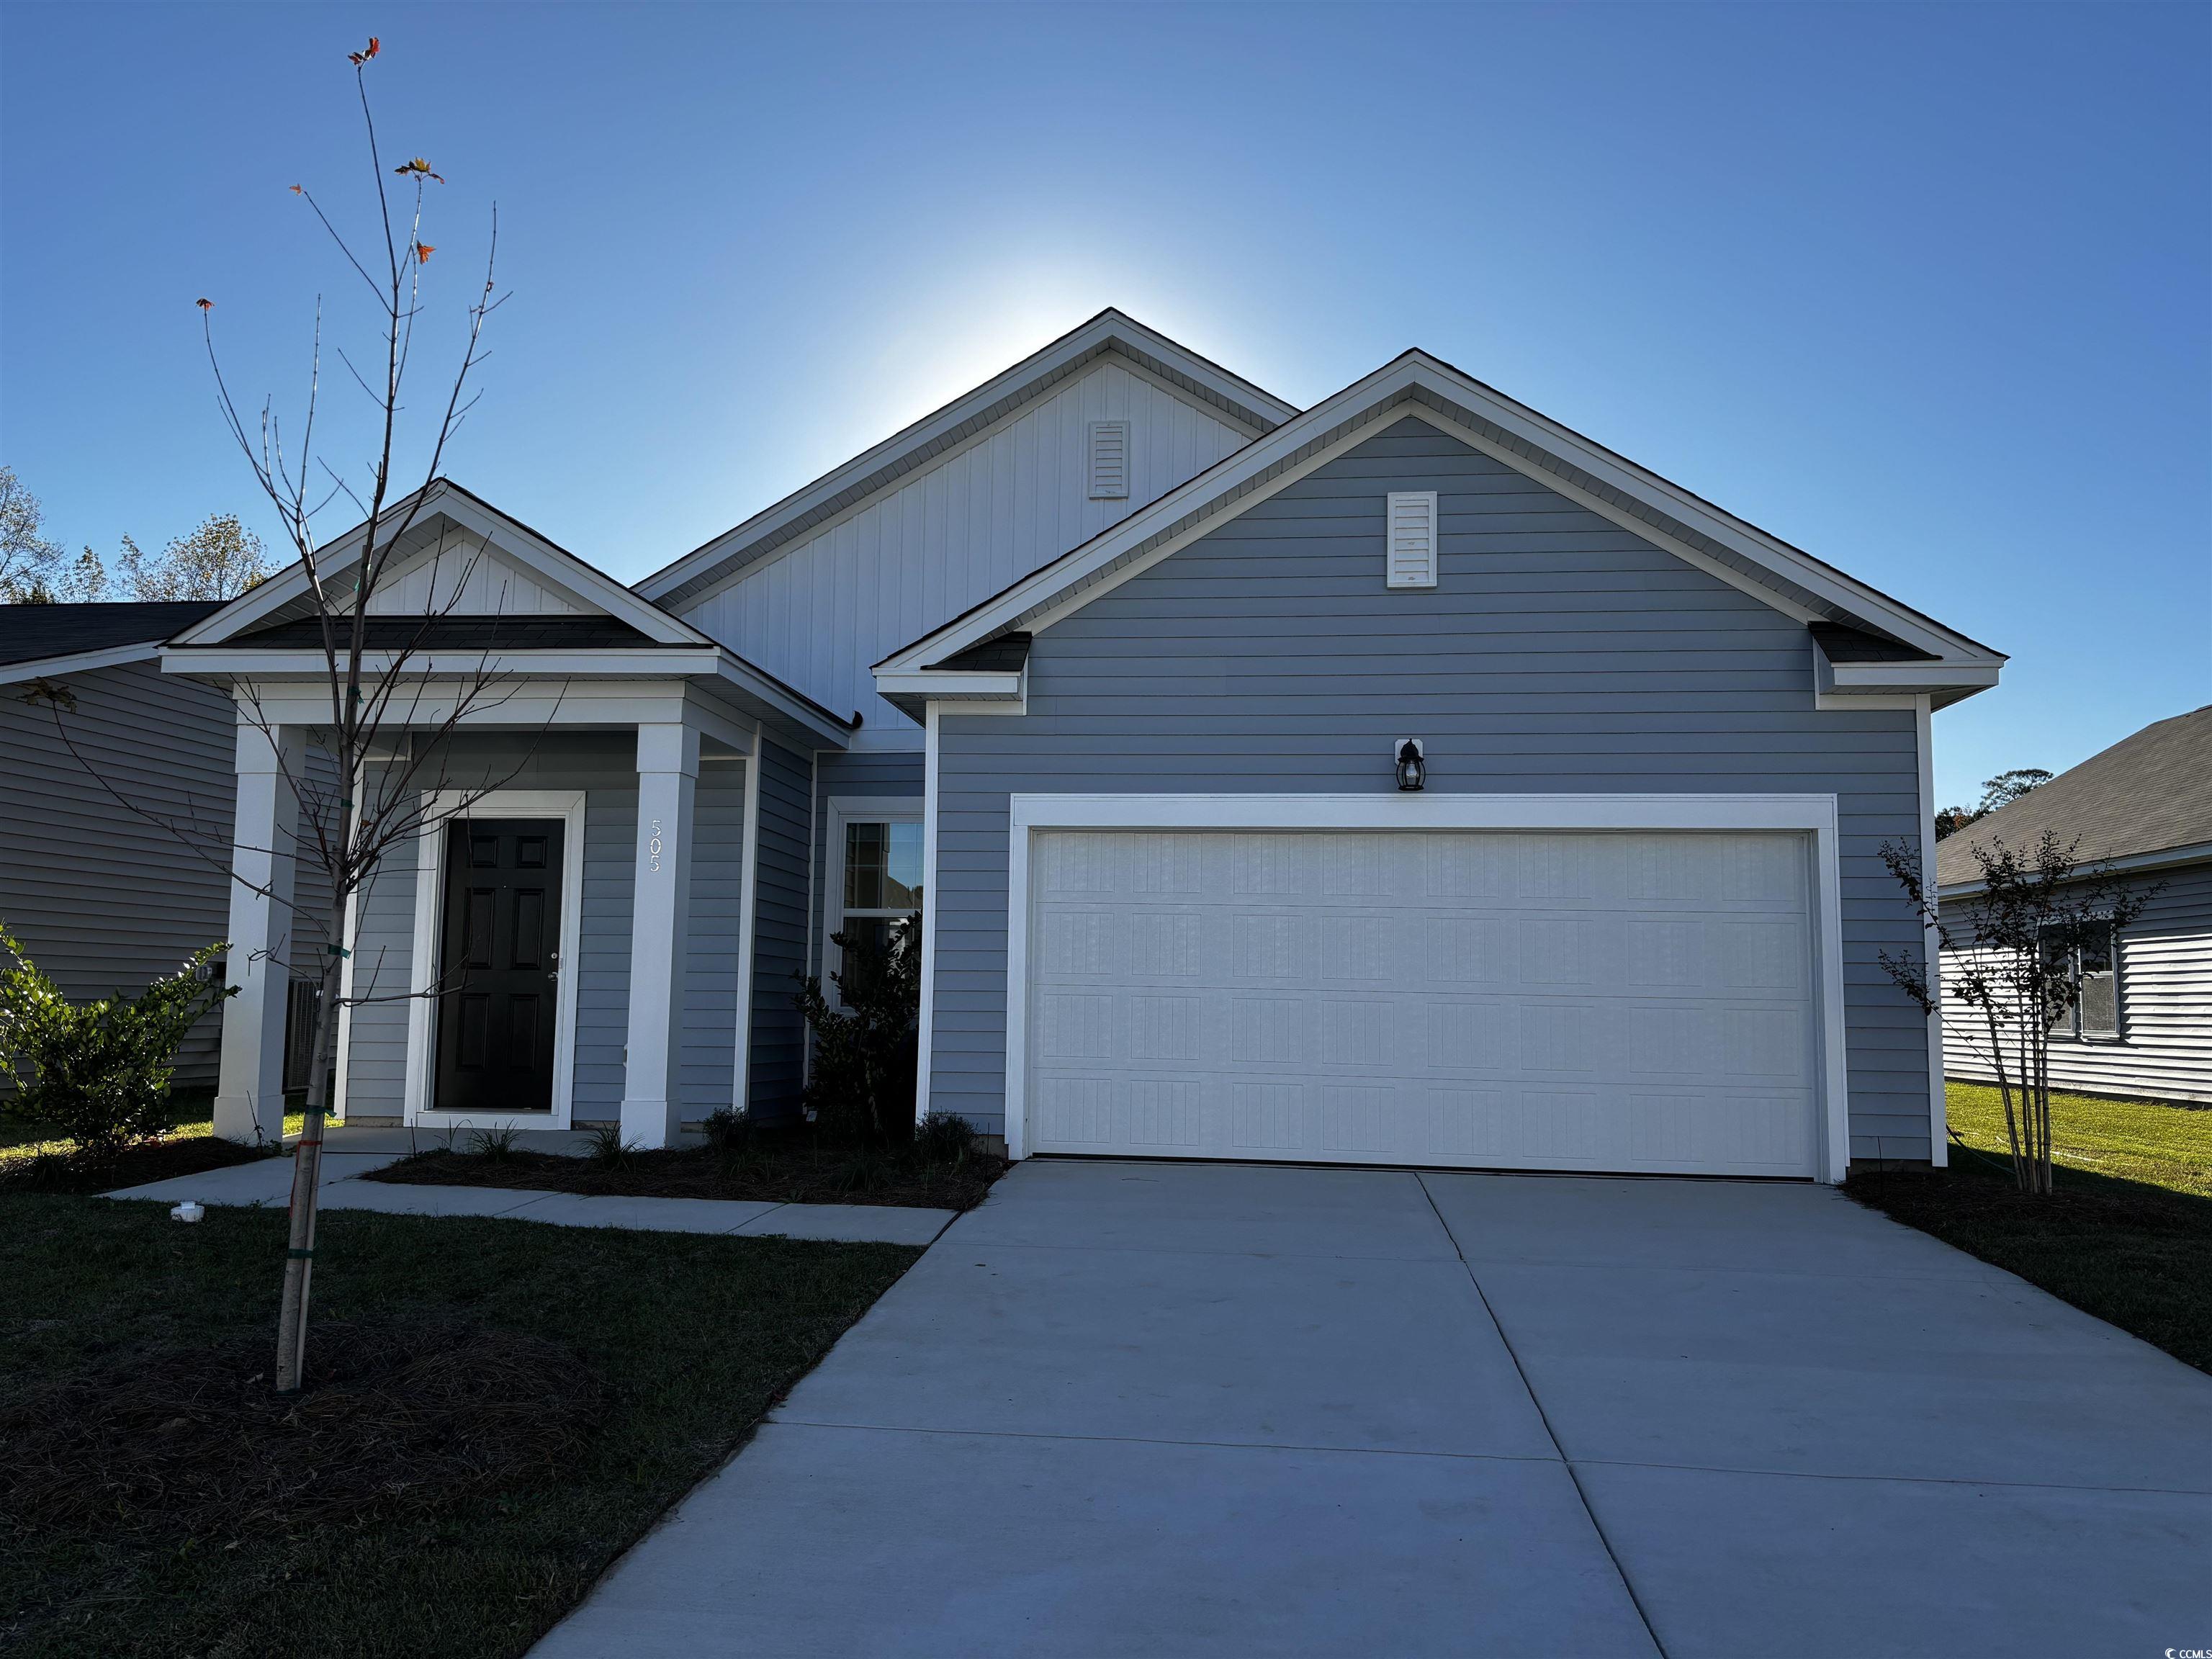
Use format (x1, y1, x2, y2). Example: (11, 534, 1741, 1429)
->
(4, 1, 2206, 806)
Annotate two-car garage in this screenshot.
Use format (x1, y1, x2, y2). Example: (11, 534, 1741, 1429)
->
(1010, 804, 1843, 1181)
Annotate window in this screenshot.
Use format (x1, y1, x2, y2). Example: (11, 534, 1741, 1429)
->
(2040, 920, 2122, 1040)
(825, 809, 923, 999)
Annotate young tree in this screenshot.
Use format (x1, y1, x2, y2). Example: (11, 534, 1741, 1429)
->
(1879, 830, 2152, 1194)
(117, 513, 275, 601)
(187, 32, 536, 1395)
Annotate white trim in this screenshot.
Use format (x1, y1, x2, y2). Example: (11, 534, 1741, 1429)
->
(878, 353, 2004, 679)
(164, 647, 727, 678)
(1000, 791, 1852, 1183)
(666, 351, 1274, 616)
(636, 311, 1296, 603)
(820, 794, 925, 1009)
(172, 480, 715, 648)
(914, 706, 941, 1124)
(333, 881, 359, 1122)
(0, 640, 163, 685)
(731, 726, 763, 1114)
(179, 678, 835, 757)
(876, 667, 1026, 704)
(1916, 696, 1947, 1166)
(1938, 837, 2212, 898)
(403, 789, 588, 1131)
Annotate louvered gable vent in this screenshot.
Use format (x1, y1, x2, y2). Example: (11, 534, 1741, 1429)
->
(1088, 421, 1130, 499)
(1385, 490, 1439, 588)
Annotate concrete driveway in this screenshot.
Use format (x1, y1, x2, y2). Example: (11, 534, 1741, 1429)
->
(534, 1161, 2212, 1658)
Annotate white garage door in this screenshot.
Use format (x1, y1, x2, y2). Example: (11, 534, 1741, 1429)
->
(1023, 830, 1820, 1177)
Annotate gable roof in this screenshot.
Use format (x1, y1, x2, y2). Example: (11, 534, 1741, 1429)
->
(171, 479, 716, 650)
(1936, 706, 2212, 888)
(635, 309, 1300, 610)
(876, 350, 2007, 694)
(0, 600, 226, 683)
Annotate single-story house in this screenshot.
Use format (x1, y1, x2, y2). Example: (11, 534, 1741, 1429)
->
(157, 310, 2005, 1179)
(1, 601, 235, 1090)
(1937, 704, 2211, 1105)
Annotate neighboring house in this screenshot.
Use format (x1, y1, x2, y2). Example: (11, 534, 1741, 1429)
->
(1936, 706, 2212, 1106)
(0, 601, 232, 1089)
(161, 310, 2006, 1179)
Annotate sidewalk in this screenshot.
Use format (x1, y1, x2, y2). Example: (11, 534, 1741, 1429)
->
(102, 1154, 957, 1246)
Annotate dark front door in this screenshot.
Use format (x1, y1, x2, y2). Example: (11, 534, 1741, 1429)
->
(435, 818, 562, 1114)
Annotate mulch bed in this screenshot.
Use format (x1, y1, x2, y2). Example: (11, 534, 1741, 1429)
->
(0, 1318, 603, 1540)
(1847, 1152, 2212, 1373)
(0, 1134, 278, 1197)
(364, 1136, 1007, 1210)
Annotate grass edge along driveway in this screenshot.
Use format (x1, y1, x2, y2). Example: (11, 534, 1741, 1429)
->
(1, 1195, 920, 1659)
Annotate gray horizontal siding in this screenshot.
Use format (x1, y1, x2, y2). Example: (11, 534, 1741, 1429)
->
(746, 738, 811, 1119)
(681, 764, 747, 1118)
(0, 660, 236, 1090)
(1942, 860, 2212, 1105)
(928, 418, 1934, 1159)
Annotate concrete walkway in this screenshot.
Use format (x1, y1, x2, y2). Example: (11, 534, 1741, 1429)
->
(102, 1155, 956, 1246)
(532, 1159, 2212, 1659)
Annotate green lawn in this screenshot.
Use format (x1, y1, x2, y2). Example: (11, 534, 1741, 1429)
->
(1943, 1080, 2212, 1195)
(1849, 1082, 2212, 1373)
(1, 1195, 920, 1657)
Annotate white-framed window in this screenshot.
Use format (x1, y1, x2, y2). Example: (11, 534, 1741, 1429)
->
(2039, 919, 2122, 1041)
(821, 797, 923, 1004)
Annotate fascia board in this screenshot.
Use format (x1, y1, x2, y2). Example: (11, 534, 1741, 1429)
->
(873, 668, 1024, 700)
(171, 482, 709, 649)
(879, 353, 2003, 676)
(0, 642, 161, 685)
(1397, 358, 1994, 662)
(636, 313, 1298, 606)
(1937, 838, 2212, 899)
(159, 647, 728, 678)
(874, 360, 1430, 675)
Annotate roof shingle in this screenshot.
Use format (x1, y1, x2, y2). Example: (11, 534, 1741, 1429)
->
(1935, 705, 2212, 886)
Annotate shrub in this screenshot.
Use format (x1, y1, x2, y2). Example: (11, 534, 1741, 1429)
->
(915, 1111, 976, 1164)
(464, 1123, 523, 1161)
(581, 1120, 635, 1166)
(701, 1107, 755, 1156)
(793, 914, 920, 1144)
(0, 926, 233, 1160)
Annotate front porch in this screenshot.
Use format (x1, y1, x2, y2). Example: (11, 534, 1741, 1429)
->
(189, 687, 821, 1150)
(157, 485, 855, 1150)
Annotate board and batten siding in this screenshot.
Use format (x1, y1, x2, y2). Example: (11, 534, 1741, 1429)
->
(337, 734, 746, 1122)
(1941, 860, 2212, 1105)
(679, 358, 1256, 739)
(927, 418, 1936, 1160)
(0, 660, 236, 1088)
(365, 531, 585, 616)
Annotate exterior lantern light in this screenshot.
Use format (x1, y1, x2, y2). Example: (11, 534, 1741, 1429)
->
(1394, 738, 1426, 792)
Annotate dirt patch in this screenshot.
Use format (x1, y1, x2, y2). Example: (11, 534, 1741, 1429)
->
(0, 1319, 603, 1539)
(0, 1133, 278, 1197)
(367, 1137, 1006, 1211)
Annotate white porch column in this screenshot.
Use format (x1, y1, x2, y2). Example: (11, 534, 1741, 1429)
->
(621, 719, 700, 1148)
(213, 719, 302, 1144)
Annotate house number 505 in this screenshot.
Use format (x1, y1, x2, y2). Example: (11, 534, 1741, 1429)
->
(648, 818, 665, 873)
